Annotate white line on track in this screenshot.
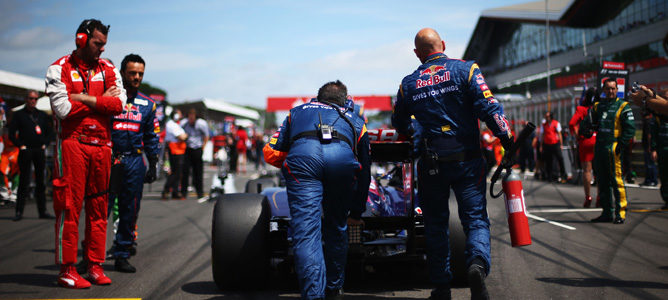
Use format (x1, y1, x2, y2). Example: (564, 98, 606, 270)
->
(529, 208, 602, 213)
(525, 212, 577, 230)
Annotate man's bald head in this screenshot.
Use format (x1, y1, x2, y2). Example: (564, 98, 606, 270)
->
(414, 28, 445, 63)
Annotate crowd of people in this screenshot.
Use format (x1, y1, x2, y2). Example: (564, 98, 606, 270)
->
(1, 16, 665, 300)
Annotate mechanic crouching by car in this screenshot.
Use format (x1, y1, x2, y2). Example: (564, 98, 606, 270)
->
(392, 28, 514, 300)
(264, 80, 370, 300)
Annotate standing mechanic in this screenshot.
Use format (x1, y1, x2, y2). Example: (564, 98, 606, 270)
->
(392, 28, 514, 300)
(589, 79, 635, 224)
(9, 90, 54, 221)
(264, 81, 370, 300)
(108, 54, 161, 273)
(46, 19, 126, 288)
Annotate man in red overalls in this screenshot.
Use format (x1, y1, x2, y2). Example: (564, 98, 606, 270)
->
(45, 19, 126, 289)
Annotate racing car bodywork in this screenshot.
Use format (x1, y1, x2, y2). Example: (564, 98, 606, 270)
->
(211, 129, 467, 290)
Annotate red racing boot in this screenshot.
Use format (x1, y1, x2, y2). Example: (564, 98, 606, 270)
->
(87, 262, 112, 285)
(58, 264, 91, 289)
(583, 196, 592, 208)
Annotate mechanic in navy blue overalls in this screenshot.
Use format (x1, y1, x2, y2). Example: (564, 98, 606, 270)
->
(108, 54, 161, 273)
(264, 81, 370, 300)
(392, 28, 514, 300)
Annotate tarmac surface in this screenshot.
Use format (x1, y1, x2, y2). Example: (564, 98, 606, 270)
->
(0, 164, 667, 299)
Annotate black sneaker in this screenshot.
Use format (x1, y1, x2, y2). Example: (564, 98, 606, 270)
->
(591, 215, 613, 223)
(325, 288, 344, 300)
(12, 213, 22, 221)
(613, 218, 625, 224)
(428, 286, 451, 300)
(115, 257, 136, 273)
(467, 264, 489, 300)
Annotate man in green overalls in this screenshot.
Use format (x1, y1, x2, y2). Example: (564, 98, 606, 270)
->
(591, 79, 636, 224)
(651, 89, 668, 210)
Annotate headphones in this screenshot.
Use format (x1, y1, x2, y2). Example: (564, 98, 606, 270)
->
(75, 19, 93, 48)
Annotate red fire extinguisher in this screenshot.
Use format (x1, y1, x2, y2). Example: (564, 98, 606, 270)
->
(501, 171, 531, 247)
(490, 123, 535, 247)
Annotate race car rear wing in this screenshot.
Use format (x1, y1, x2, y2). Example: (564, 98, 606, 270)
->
(367, 129, 411, 162)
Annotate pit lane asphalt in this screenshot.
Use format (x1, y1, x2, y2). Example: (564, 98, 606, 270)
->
(1, 166, 667, 299)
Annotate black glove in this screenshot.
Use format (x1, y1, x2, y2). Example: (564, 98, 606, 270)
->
(500, 135, 514, 153)
(614, 143, 624, 155)
(144, 155, 158, 183)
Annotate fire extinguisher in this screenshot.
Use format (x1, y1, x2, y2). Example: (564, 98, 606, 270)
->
(490, 122, 536, 247)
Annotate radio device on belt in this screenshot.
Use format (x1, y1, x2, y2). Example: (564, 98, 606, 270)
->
(318, 111, 333, 141)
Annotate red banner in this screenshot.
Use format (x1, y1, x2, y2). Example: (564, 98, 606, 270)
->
(554, 71, 597, 89)
(266, 95, 392, 112)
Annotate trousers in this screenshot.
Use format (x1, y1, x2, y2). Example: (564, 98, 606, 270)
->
(16, 147, 47, 216)
(53, 139, 111, 264)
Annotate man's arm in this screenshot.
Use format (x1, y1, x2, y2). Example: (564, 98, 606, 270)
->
(263, 114, 291, 168)
(467, 63, 514, 150)
(93, 62, 127, 115)
(41, 111, 54, 147)
(618, 103, 636, 151)
(391, 83, 412, 136)
(46, 64, 93, 120)
(350, 125, 370, 220)
(631, 85, 668, 115)
(7, 112, 22, 148)
(197, 119, 209, 149)
(143, 102, 162, 157)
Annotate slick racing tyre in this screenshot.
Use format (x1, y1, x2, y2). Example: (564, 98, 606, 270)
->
(449, 195, 468, 286)
(212, 193, 270, 290)
(244, 178, 277, 194)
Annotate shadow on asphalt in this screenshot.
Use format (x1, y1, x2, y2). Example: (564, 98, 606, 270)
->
(32, 248, 55, 253)
(34, 264, 59, 271)
(0, 273, 58, 288)
(537, 277, 668, 288)
(184, 263, 433, 299)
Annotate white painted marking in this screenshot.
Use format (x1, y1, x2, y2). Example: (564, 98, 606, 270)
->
(525, 212, 577, 230)
(530, 208, 602, 213)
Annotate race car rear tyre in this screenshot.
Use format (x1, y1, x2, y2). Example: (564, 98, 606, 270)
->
(244, 178, 277, 194)
(212, 193, 270, 290)
(449, 196, 468, 286)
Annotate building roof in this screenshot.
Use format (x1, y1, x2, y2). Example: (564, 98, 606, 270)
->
(0, 69, 44, 92)
(480, 0, 572, 22)
(202, 98, 260, 120)
(463, 0, 632, 63)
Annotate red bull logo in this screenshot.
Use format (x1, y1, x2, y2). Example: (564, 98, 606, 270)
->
(417, 64, 449, 88)
(419, 65, 446, 77)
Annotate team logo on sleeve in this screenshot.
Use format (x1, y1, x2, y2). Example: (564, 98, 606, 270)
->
(483, 90, 493, 98)
(475, 74, 485, 85)
(493, 114, 510, 132)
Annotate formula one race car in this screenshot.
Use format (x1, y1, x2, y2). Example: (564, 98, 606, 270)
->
(210, 129, 467, 289)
